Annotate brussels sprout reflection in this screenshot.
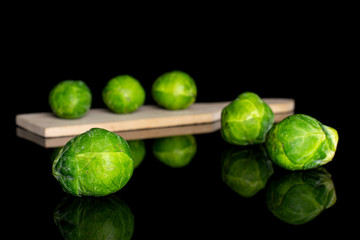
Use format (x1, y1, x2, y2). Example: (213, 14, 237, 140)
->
(54, 195, 134, 240)
(128, 140, 146, 168)
(221, 145, 274, 197)
(266, 168, 336, 225)
(153, 135, 197, 168)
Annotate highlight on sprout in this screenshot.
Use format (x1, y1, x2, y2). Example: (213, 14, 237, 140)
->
(152, 135, 197, 168)
(52, 128, 134, 197)
(221, 92, 274, 146)
(265, 114, 338, 170)
(102, 75, 146, 113)
(49, 80, 92, 119)
(152, 70, 197, 110)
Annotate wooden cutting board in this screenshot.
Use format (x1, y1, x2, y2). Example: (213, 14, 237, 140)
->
(15, 98, 294, 138)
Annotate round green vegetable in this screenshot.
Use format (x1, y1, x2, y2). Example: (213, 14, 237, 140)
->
(52, 128, 134, 197)
(221, 92, 274, 145)
(152, 70, 197, 110)
(50, 147, 63, 164)
(102, 75, 145, 113)
(265, 114, 339, 170)
(54, 195, 134, 240)
(127, 140, 146, 168)
(49, 80, 92, 119)
(266, 168, 336, 225)
(153, 135, 197, 168)
(221, 145, 274, 198)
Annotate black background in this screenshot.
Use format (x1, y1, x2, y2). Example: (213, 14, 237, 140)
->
(3, 15, 358, 239)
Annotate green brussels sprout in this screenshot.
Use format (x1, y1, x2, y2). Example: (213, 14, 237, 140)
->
(221, 92, 274, 145)
(266, 168, 336, 225)
(54, 195, 134, 240)
(153, 135, 197, 168)
(221, 145, 274, 198)
(102, 75, 146, 113)
(50, 147, 63, 164)
(49, 80, 92, 119)
(265, 114, 339, 170)
(127, 140, 146, 168)
(152, 70, 197, 110)
(52, 128, 134, 197)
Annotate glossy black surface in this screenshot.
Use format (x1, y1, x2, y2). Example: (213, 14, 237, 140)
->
(5, 123, 356, 239)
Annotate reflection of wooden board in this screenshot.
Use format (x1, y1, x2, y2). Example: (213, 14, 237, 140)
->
(15, 99, 295, 138)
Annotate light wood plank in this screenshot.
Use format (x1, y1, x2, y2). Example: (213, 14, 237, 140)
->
(15, 99, 294, 138)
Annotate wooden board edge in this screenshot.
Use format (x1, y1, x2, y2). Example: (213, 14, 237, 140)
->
(16, 121, 222, 148)
(15, 114, 45, 137)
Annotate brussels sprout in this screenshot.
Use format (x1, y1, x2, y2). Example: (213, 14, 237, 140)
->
(153, 135, 197, 168)
(54, 195, 134, 240)
(102, 75, 146, 113)
(127, 140, 146, 168)
(265, 114, 339, 170)
(52, 128, 134, 197)
(50, 147, 63, 164)
(221, 92, 274, 145)
(221, 145, 274, 197)
(49, 80, 92, 119)
(152, 70, 197, 110)
(266, 168, 336, 225)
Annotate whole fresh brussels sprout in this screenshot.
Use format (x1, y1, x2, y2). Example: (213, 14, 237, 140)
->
(265, 114, 339, 170)
(153, 135, 197, 168)
(266, 168, 336, 225)
(54, 195, 134, 240)
(127, 140, 146, 168)
(49, 80, 92, 119)
(221, 145, 274, 198)
(221, 92, 274, 145)
(52, 128, 134, 197)
(102, 75, 146, 113)
(152, 70, 197, 110)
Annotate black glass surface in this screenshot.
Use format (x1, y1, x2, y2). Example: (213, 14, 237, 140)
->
(5, 122, 356, 239)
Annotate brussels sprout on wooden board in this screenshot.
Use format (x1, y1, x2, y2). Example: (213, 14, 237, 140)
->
(221, 92, 274, 145)
(102, 75, 146, 114)
(152, 70, 197, 110)
(49, 80, 92, 119)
